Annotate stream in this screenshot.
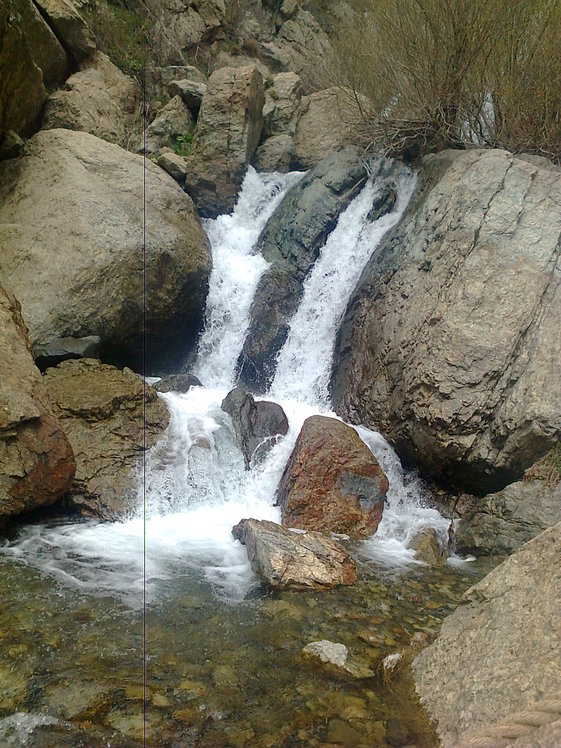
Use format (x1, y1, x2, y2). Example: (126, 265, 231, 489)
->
(0, 166, 494, 747)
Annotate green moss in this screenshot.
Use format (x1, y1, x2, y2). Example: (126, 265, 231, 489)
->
(171, 128, 195, 157)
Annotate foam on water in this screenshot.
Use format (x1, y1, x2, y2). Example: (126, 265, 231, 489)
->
(0, 162, 454, 604)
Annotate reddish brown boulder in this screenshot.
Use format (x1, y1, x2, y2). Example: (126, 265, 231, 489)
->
(0, 283, 75, 519)
(276, 415, 388, 539)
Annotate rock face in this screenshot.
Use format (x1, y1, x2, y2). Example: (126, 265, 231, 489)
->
(43, 359, 169, 519)
(143, 95, 194, 155)
(34, 0, 96, 62)
(413, 523, 561, 746)
(456, 478, 561, 555)
(333, 150, 561, 494)
(262, 72, 302, 138)
(0, 284, 75, 520)
(0, 129, 212, 372)
(168, 79, 207, 116)
(254, 133, 294, 172)
(0, 0, 69, 138)
(276, 416, 388, 539)
(221, 387, 289, 469)
(184, 65, 265, 217)
(232, 518, 357, 589)
(293, 88, 358, 168)
(238, 147, 366, 391)
(42, 52, 139, 146)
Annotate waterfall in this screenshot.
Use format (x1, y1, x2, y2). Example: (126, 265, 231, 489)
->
(0, 165, 452, 604)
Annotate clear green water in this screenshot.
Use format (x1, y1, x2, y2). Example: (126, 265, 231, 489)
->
(0, 531, 497, 748)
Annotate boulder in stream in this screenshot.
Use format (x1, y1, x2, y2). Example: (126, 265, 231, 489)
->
(276, 415, 388, 539)
(0, 283, 75, 520)
(232, 518, 357, 589)
(43, 359, 169, 519)
(221, 386, 289, 469)
(332, 149, 561, 494)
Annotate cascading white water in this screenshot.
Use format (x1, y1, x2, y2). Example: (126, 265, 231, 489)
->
(1, 164, 454, 605)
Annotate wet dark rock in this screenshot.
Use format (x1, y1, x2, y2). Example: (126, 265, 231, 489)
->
(33, 335, 100, 370)
(154, 373, 202, 394)
(232, 518, 357, 589)
(367, 181, 398, 222)
(276, 415, 388, 539)
(221, 387, 288, 469)
(456, 479, 561, 555)
(0, 131, 25, 160)
(238, 147, 367, 392)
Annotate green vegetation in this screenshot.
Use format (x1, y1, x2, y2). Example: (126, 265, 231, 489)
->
(171, 127, 196, 157)
(82, 1, 150, 75)
(333, 0, 561, 162)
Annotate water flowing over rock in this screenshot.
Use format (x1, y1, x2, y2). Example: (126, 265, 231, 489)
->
(456, 478, 561, 555)
(154, 373, 202, 394)
(276, 415, 388, 539)
(0, 284, 75, 520)
(43, 359, 169, 519)
(232, 518, 356, 589)
(42, 52, 139, 146)
(238, 147, 367, 391)
(332, 149, 561, 494)
(0, 129, 212, 372)
(413, 522, 561, 746)
(184, 65, 265, 218)
(221, 387, 288, 469)
(0, 0, 69, 139)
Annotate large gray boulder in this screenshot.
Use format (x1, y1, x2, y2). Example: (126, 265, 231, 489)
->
(43, 359, 169, 519)
(0, 283, 75, 520)
(0, 129, 212, 372)
(413, 522, 561, 747)
(42, 52, 139, 146)
(232, 518, 357, 590)
(0, 0, 69, 139)
(33, 0, 95, 62)
(184, 65, 265, 217)
(333, 150, 561, 494)
(456, 478, 561, 555)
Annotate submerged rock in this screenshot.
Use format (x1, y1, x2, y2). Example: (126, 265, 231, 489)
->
(0, 283, 75, 520)
(333, 149, 561, 494)
(302, 640, 374, 679)
(456, 478, 561, 555)
(221, 387, 288, 469)
(238, 147, 367, 391)
(184, 65, 264, 217)
(43, 359, 169, 519)
(413, 522, 561, 746)
(276, 416, 388, 539)
(408, 527, 447, 565)
(0, 128, 212, 372)
(232, 518, 356, 589)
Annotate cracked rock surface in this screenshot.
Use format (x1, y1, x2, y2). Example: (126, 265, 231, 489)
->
(332, 149, 561, 494)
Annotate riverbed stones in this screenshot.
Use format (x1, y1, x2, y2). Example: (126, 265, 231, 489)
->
(413, 522, 561, 745)
(301, 640, 374, 679)
(456, 478, 561, 555)
(232, 518, 357, 589)
(184, 65, 265, 217)
(0, 284, 75, 520)
(42, 52, 139, 146)
(332, 149, 561, 494)
(238, 147, 367, 391)
(0, 128, 212, 372)
(221, 387, 288, 469)
(43, 359, 169, 519)
(276, 416, 388, 539)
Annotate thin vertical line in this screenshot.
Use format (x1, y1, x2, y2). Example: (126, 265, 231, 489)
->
(142, 69, 147, 748)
